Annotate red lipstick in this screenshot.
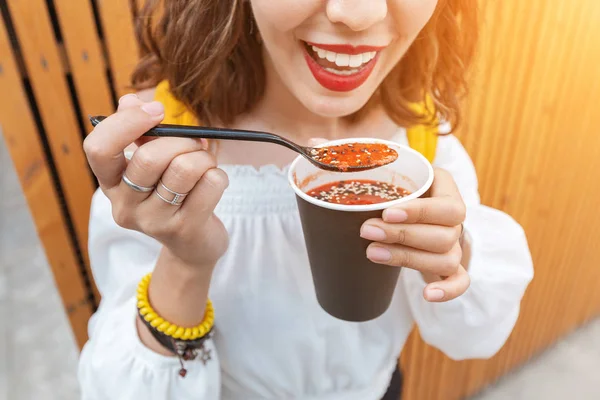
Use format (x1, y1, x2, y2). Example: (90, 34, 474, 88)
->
(303, 42, 382, 92)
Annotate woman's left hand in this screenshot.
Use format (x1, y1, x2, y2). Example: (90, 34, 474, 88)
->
(360, 168, 470, 303)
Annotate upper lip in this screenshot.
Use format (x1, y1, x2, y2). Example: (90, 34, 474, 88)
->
(305, 41, 386, 55)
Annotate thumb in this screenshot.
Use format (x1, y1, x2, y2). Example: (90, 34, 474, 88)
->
(308, 137, 329, 147)
(117, 93, 144, 111)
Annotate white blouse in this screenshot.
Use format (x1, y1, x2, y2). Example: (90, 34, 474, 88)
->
(78, 131, 534, 400)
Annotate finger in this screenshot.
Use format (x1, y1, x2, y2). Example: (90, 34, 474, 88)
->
(366, 241, 462, 277)
(83, 103, 165, 190)
(381, 168, 466, 226)
(118, 94, 158, 148)
(104, 93, 146, 162)
(382, 197, 466, 227)
(117, 93, 143, 110)
(179, 167, 229, 223)
(423, 265, 470, 302)
(143, 150, 218, 214)
(360, 219, 461, 253)
(120, 137, 207, 203)
(117, 94, 164, 147)
(430, 168, 463, 199)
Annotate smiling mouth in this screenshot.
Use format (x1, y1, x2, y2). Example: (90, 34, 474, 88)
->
(301, 41, 383, 92)
(303, 42, 378, 76)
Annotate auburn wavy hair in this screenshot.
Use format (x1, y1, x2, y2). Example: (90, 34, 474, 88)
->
(131, 0, 478, 130)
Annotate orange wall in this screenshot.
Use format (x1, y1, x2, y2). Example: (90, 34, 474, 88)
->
(402, 1, 600, 398)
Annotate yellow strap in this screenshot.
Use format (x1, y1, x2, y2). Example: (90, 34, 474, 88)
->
(154, 80, 198, 126)
(154, 80, 438, 163)
(405, 94, 439, 163)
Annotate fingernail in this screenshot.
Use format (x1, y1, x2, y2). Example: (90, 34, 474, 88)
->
(118, 93, 138, 103)
(366, 246, 391, 262)
(426, 288, 445, 301)
(383, 208, 408, 223)
(360, 225, 386, 241)
(141, 101, 165, 117)
(200, 139, 209, 150)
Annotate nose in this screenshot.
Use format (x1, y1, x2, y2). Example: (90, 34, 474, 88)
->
(326, 0, 388, 31)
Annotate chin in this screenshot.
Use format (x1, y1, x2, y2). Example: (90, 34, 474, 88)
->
(296, 86, 375, 118)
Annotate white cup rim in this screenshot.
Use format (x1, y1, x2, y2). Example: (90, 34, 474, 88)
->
(287, 138, 434, 212)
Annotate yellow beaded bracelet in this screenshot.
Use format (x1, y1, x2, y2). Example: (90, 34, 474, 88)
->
(136, 273, 214, 341)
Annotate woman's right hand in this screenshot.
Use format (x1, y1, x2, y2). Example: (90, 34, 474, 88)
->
(84, 94, 230, 269)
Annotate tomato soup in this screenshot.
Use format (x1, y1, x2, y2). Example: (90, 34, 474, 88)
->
(310, 143, 398, 171)
(306, 179, 410, 205)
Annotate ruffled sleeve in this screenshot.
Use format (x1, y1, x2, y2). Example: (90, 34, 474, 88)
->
(78, 189, 221, 399)
(401, 134, 534, 360)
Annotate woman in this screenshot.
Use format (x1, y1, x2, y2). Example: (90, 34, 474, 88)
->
(78, 0, 534, 398)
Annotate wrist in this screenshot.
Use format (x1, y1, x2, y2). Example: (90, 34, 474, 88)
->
(136, 261, 214, 360)
(148, 247, 214, 327)
(158, 247, 216, 277)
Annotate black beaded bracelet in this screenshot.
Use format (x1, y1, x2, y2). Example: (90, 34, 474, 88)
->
(138, 310, 214, 377)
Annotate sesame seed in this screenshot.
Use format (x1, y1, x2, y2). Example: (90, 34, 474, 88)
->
(307, 180, 410, 205)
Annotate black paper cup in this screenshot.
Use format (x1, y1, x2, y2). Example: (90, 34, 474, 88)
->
(288, 138, 434, 322)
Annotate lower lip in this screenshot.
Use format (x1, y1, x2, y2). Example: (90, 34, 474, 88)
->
(303, 46, 379, 92)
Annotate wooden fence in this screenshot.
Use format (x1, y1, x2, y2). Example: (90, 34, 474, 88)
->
(1, 1, 599, 399)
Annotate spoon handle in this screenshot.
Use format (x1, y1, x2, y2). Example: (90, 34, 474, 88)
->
(89, 116, 305, 155)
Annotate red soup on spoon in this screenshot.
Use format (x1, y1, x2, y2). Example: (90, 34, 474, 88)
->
(310, 143, 398, 172)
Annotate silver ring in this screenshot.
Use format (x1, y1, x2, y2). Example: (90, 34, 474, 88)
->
(122, 174, 155, 193)
(155, 190, 185, 206)
(154, 181, 188, 206)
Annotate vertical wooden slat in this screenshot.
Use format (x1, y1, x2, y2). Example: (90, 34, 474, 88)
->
(6, 0, 96, 269)
(0, 17, 92, 349)
(51, 0, 116, 302)
(400, 330, 422, 400)
(96, 0, 139, 97)
(487, 0, 548, 209)
(52, 0, 115, 123)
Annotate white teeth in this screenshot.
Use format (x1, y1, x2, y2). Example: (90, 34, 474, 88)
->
(362, 52, 376, 63)
(325, 67, 360, 76)
(310, 44, 377, 69)
(348, 54, 363, 68)
(335, 53, 350, 67)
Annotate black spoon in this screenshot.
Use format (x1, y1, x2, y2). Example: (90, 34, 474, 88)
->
(89, 116, 395, 172)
